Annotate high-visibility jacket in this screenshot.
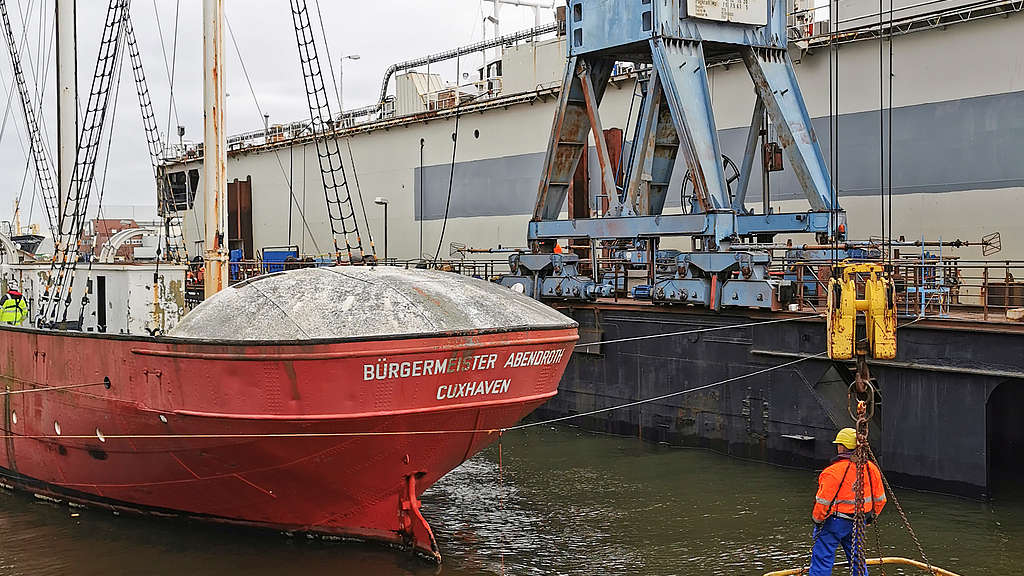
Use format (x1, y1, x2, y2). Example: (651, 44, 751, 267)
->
(812, 454, 887, 522)
(0, 296, 28, 326)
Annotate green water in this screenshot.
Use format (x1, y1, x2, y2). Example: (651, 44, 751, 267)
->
(0, 426, 1018, 575)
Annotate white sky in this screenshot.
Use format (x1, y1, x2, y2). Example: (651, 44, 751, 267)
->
(0, 0, 557, 229)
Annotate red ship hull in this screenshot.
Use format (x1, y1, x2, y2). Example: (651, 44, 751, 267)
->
(0, 324, 576, 561)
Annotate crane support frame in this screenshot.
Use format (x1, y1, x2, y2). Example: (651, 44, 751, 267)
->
(510, 0, 847, 310)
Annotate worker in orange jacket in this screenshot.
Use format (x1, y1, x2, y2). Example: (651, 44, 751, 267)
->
(809, 427, 887, 576)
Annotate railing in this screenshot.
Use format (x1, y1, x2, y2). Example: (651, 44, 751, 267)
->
(180, 251, 1024, 324)
(783, 257, 1024, 321)
(786, 0, 1023, 44)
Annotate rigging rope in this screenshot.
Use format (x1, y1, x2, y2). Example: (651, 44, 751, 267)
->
(77, 36, 129, 329)
(222, 12, 321, 257)
(887, 0, 894, 269)
(10, 0, 57, 237)
(124, 12, 187, 262)
(828, 0, 840, 267)
(152, 0, 181, 145)
(344, 137, 376, 257)
(38, 0, 130, 328)
(581, 314, 815, 348)
(510, 351, 829, 431)
(878, 0, 886, 256)
(0, 0, 60, 239)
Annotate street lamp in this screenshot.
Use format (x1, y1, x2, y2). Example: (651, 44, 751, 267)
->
(374, 196, 388, 261)
(339, 53, 361, 118)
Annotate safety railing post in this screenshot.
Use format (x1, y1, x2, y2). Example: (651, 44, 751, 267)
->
(1005, 261, 1011, 312)
(982, 265, 989, 321)
(648, 242, 655, 290)
(615, 260, 620, 303)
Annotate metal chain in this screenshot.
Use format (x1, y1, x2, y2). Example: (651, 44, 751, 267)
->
(872, 516, 888, 576)
(852, 405, 869, 576)
(866, 442, 937, 574)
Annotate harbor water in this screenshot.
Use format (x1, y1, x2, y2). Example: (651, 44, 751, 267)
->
(0, 426, 1019, 575)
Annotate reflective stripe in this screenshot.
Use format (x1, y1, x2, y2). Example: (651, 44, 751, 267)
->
(834, 496, 885, 505)
(815, 497, 831, 505)
(0, 298, 27, 325)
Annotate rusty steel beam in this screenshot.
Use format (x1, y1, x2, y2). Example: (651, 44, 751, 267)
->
(651, 37, 731, 215)
(578, 60, 623, 216)
(742, 46, 836, 213)
(533, 56, 613, 224)
(732, 97, 767, 212)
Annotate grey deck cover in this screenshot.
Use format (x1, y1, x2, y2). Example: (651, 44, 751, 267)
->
(168, 266, 575, 342)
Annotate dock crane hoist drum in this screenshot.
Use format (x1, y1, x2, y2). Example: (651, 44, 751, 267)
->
(680, 155, 741, 213)
(826, 261, 897, 361)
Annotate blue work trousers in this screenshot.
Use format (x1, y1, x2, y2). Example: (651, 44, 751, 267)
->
(809, 516, 866, 576)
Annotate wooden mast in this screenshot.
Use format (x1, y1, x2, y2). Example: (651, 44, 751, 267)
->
(203, 0, 228, 297)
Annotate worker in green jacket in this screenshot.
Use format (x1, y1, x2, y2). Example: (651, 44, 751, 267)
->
(1, 289, 28, 326)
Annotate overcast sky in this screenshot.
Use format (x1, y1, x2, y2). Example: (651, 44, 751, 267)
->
(0, 0, 557, 230)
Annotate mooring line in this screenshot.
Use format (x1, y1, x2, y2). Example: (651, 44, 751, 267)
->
(506, 351, 830, 431)
(2, 382, 110, 394)
(0, 349, 828, 441)
(578, 314, 822, 348)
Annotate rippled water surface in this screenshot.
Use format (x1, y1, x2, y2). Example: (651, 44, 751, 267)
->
(0, 426, 1019, 575)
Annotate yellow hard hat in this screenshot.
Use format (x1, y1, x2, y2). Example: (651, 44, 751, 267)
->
(833, 428, 857, 449)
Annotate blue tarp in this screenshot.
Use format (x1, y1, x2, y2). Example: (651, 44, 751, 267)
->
(263, 248, 299, 273)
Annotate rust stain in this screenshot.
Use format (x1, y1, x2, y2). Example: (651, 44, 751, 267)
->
(283, 361, 300, 401)
(411, 286, 443, 307)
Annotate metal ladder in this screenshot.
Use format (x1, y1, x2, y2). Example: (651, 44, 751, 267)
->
(39, 0, 128, 327)
(289, 0, 372, 263)
(0, 0, 60, 240)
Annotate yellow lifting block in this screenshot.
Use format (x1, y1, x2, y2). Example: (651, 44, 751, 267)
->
(826, 261, 897, 360)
